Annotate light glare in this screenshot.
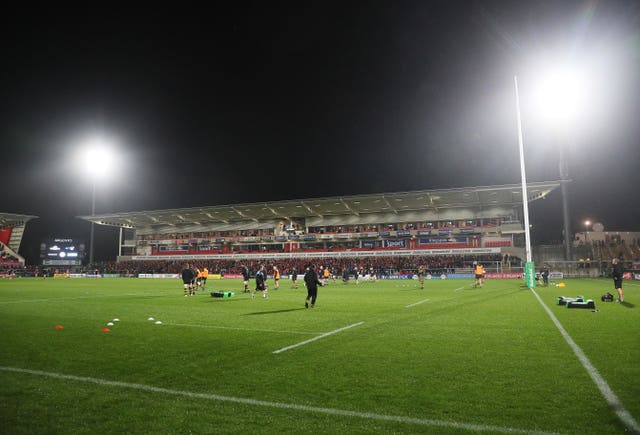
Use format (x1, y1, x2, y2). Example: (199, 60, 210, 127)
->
(533, 65, 588, 127)
(78, 134, 119, 180)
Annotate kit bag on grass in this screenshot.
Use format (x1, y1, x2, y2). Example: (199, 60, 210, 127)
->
(601, 292, 614, 302)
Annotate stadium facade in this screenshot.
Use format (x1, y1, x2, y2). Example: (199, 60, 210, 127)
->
(77, 182, 560, 263)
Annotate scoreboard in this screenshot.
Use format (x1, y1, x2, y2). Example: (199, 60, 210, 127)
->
(40, 238, 85, 266)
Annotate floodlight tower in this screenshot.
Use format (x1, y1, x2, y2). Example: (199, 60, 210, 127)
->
(535, 67, 585, 261)
(80, 135, 117, 265)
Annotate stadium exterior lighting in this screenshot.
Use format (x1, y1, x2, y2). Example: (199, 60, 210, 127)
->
(584, 219, 592, 247)
(78, 134, 119, 265)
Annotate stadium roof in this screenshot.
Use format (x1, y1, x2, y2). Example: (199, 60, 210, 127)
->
(77, 181, 561, 230)
(0, 212, 38, 227)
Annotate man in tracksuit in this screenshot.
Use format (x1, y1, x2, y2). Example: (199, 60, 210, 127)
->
(612, 258, 624, 303)
(241, 264, 250, 293)
(253, 264, 267, 299)
(304, 264, 323, 308)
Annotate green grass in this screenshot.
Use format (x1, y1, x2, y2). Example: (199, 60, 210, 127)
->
(0, 276, 638, 434)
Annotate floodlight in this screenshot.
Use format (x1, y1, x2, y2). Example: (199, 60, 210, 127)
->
(72, 131, 122, 265)
(533, 66, 588, 126)
(79, 135, 118, 180)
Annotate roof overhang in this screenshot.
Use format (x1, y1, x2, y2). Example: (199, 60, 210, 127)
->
(0, 212, 38, 227)
(77, 181, 561, 230)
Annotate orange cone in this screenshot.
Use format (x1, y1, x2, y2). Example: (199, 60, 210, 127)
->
(55, 325, 63, 330)
(102, 327, 111, 333)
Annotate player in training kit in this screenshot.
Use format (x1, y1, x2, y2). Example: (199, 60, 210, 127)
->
(322, 266, 330, 285)
(273, 265, 280, 289)
(253, 264, 268, 299)
(417, 264, 426, 289)
(195, 268, 203, 290)
(201, 267, 209, 290)
(241, 265, 250, 293)
(290, 266, 298, 288)
(474, 262, 485, 288)
(181, 263, 196, 297)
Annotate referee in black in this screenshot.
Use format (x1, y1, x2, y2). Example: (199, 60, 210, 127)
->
(304, 264, 323, 308)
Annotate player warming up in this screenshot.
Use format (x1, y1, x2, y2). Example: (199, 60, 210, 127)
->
(253, 264, 268, 299)
(473, 261, 485, 288)
(304, 264, 323, 308)
(181, 263, 196, 297)
(273, 265, 280, 289)
(241, 264, 250, 293)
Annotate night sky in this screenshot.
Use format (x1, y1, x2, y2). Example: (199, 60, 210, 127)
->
(1, 2, 639, 264)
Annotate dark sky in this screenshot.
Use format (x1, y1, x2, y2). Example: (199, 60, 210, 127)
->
(1, 2, 639, 263)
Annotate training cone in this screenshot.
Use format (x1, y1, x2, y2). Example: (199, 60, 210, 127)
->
(55, 325, 63, 330)
(154, 321, 162, 325)
(147, 317, 154, 321)
(102, 327, 111, 333)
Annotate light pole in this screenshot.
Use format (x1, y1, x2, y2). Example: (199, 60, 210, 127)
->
(534, 67, 585, 261)
(80, 135, 117, 266)
(558, 144, 572, 260)
(89, 179, 96, 265)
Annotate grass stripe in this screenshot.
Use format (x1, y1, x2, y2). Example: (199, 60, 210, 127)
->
(0, 366, 561, 434)
(405, 298, 430, 308)
(273, 322, 364, 354)
(530, 288, 640, 433)
(165, 322, 321, 335)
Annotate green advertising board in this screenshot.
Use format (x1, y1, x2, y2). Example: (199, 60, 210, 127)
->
(525, 261, 536, 289)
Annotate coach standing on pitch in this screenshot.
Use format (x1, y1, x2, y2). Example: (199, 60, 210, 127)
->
(304, 264, 323, 308)
(612, 258, 624, 303)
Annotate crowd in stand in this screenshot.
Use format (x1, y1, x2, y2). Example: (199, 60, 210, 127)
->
(72, 253, 506, 277)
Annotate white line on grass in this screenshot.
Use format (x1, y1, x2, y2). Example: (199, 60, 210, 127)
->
(453, 286, 466, 292)
(530, 288, 640, 433)
(0, 366, 560, 434)
(165, 322, 321, 335)
(0, 293, 165, 305)
(272, 322, 364, 354)
(405, 298, 430, 308)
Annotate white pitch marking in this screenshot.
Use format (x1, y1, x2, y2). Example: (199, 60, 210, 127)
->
(453, 286, 465, 292)
(405, 298, 430, 308)
(0, 366, 558, 434)
(530, 288, 640, 433)
(166, 322, 321, 335)
(273, 322, 364, 354)
(0, 293, 163, 305)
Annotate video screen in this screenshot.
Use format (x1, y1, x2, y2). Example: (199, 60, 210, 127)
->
(40, 238, 85, 265)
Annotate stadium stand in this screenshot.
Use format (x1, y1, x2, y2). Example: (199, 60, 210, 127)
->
(0, 212, 37, 267)
(76, 183, 560, 269)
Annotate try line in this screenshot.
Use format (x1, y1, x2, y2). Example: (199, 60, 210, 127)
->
(273, 322, 364, 354)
